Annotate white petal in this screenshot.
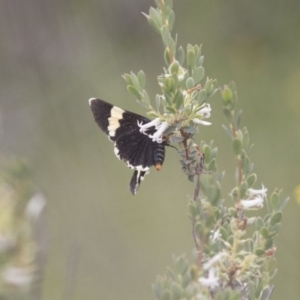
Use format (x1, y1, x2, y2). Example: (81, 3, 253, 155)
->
(2, 267, 33, 287)
(198, 104, 212, 117)
(241, 196, 264, 209)
(138, 118, 161, 134)
(199, 268, 219, 289)
(25, 193, 46, 221)
(203, 253, 224, 270)
(193, 119, 212, 126)
(149, 121, 169, 143)
(247, 184, 268, 198)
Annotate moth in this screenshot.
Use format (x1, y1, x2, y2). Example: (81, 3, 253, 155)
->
(89, 98, 166, 194)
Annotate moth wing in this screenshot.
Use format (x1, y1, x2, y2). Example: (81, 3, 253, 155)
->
(89, 98, 163, 195)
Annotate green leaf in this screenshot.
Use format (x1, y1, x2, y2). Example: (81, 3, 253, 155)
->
(170, 283, 182, 300)
(165, 106, 176, 114)
(255, 248, 265, 256)
(208, 158, 216, 172)
(177, 46, 185, 66)
(236, 109, 242, 129)
(165, 77, 176, 93)
(217, 171, 225, 183)
(195, 222, 203, 237)
(188, 174, 194, 182)
(270, 211, 282, 225)
(144, 15, 161, 34)
(164, 0, 173, 16)
(197, 55, 204, 66)
(147, 111, 159, 118)
(242, 130, 250, 150)
(269, 223, 281, 236)
(142, 90, 150, 104)
(161, 290, 171, 300)
(193, 44, 200, 59)
(246, 173, 257, 187)
(170, 135, 184, 143)
(193, 66, 205, 84)
(122, 73, 133, 85)
(236, 129, 243, 142)
(221, 124, 233, 140)
(166, 267, 177, 281)
(155, 95, 161, 111)
(255, 217, 264, 230)
(149, 7, 163, 28)
(203, 145, 211, 162)
(240, 181, 248, 199)
(130, 72, 140, 90)
(162, 25, 171, 48)
(204, 78, 214, 94)
(245, 239, 254, 252)
(223, 107, 233, 123)
(187, 50, 196, 70)
(164, 48, 171, 65)
(219, 227, 228, 240)
(137, 70, 146, 89)
(182, 271, 191, 288)
(188, 203, 197, 218)
(247, 281, 256, 299)
(197, 89, 207, 104)
(153, 281, 163, 299)
(127, 85, 142, 100)
(232, 139, 243, 155)
(270, 192, 280, 211)
(174, 91, 183, 109)
(261, 287, 272, 300)
(182, 126, 197, 134)
(169, 61, 179, 74)
(265, 237, 273, 250)
(260, 227, 269, 238)
(255, 279, 264, 298)
(186, 77, 194, 89)
(175, 256, 188, 275)
(136, 99, 149, 109)
(279, 197, 290, 211)
(168, 10, 175, 32)
(211, 147, 218, 159)
(222, 86, 233, 103)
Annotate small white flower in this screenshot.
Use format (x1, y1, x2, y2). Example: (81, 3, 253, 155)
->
(138, 118, 161, 134)
(197, 104, 212, 118)
(138, 118, 169, 143)
(178, 74, 185, 81)
(211, 229, 221, 242)
(193, 104, 212, 126)
(199, 268, 219, 289)
(2, 266, 33, 287)
(25, 193, 46, 221)
(203, 253, 224, 270)
(247, 184, 267, 198)
(241, 195, 264, 210)
(149, 121, 169, 143)
(193, 119, 212, 126)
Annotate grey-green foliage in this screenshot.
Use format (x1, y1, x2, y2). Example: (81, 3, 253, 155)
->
(124, 0, 218, 182)
(124, 1, 288, 299)
(0, 158, 47, 300)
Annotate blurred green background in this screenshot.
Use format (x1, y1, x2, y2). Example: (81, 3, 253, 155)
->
(1, 0, 300, 299)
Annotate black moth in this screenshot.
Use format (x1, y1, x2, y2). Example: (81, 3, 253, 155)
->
(89, 98, 166, 195)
